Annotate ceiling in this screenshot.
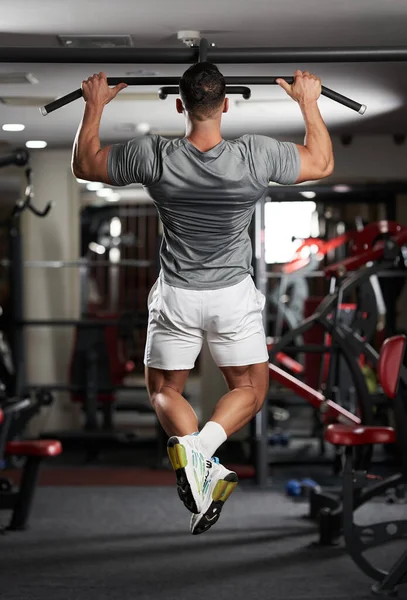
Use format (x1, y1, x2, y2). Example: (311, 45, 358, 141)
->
(1, 0, 407, 205)
(0, 0, 406, 152)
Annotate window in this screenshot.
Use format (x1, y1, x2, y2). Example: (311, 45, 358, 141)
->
(264, 201, 318, 263)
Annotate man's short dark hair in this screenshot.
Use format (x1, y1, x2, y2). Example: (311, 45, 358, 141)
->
(179, 62, 226, 118)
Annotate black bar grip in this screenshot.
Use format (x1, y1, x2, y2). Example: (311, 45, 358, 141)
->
(321, 85, 366, 114)
(272, 77, 366, 114)
(41, 76, 366, 115)
(40, 89, 83, 115)
(158, 85, 251, 100)
(41, 77, 183, 115)
(157, 86, 178, 100)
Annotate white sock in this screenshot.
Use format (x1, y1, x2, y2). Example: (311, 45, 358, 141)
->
(197, 421, 227, 458)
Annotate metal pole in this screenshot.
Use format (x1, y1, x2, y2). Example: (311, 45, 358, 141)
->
(0, 259, 151, 268)
(2, 46, 407, 64)
(210, 47, 407, 63)
(80, 262, 89, 316)
(10, 223, 25, 397)
(253, 197, 269, 487)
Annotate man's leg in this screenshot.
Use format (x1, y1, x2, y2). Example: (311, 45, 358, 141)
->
(196, 361, 269, 458)
(144, 277, 207, 516)
(214, 361, 269, 434)
(189, 361, 269, 535)
(145, 366, 197, 436)
(145, 366, 207, 515)
(189, 274, 270, 534)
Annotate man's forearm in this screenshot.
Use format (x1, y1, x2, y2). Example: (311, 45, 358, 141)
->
(300, 102, 334, 173)
(72, 103, 104, 178)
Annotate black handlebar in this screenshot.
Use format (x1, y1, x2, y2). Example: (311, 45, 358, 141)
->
(40, 76, 367, 116)
(10, 168, 53, 219)
(0, 162, 53, 224)
(158, 85, 252, 100)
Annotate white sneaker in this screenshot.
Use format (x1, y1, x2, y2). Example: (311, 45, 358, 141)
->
(190, 458, 238, 535)
(167, 435, 207, 514)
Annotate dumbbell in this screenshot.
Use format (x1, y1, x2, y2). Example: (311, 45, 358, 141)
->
(286, 478, 320, 497)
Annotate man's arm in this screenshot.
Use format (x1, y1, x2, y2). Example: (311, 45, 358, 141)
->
(295, 102, 334, 183)
(71, 72, 127, 182)
(277, 70, 334, 183)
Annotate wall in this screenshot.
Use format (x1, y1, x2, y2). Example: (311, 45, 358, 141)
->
(22, 149, 81, 432)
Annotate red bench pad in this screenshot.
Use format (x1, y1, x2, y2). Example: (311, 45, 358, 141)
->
(378, 335, 406, 400)
(6, 440, 62, 457)
(325, 424, 396, 446)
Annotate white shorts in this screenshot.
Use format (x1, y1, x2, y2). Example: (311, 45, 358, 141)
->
(144, 275, 269, 370)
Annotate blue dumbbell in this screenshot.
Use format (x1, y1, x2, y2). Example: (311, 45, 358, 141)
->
(286, 479, 302, 497)
(286, 478, 320, 497)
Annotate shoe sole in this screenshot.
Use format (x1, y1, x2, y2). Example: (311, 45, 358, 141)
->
(191, 472, 239, 535)
(167, 436, 200, 514)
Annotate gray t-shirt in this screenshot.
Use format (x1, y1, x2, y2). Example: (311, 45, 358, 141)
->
(108, 134, 300, 290)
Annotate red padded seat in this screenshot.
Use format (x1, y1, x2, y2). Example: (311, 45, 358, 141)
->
(0, 408, 3, 424)
(378, 335, 406, 399)
(325, 424, 396, 446)
(6, 440, 62, 457)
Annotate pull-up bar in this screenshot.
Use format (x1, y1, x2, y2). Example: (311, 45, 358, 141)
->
(1, 46, 407, 64)
(41, 76, 366, 116)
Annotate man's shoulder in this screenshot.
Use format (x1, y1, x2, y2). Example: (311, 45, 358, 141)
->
(122, 134, 183, 159)
(227, 134, 278, 150)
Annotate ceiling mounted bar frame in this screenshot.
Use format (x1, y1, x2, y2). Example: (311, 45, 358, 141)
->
(199, 38, 210, 63)
(1, 46, 407, 64)
(40, 76, 366, 116)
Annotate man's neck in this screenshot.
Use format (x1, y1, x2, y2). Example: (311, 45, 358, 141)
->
(185, 121, 223, 153)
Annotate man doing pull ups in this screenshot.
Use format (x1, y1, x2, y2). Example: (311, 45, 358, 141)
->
(72, 63, 334, 534)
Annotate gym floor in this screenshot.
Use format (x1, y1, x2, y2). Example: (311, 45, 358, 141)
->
(1, 477, 405, 600)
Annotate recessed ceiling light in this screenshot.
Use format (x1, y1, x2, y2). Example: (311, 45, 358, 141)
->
(88, 242, 105, 255)
(109, 247, 121, 262)
(110, 217, 122, 237)
(96, 188, 114, 198)
(125, 69, 159, 77)
(26, 140, 47, 149)
(105, 193, 120, 202)
(2, 123, 25, 131)
(299, 191, 316, 199)
(333, 184, 351, 193)
(114, 123, 137, 133)
(136, 122, 151, 135)
(86, 182, 104, 191)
